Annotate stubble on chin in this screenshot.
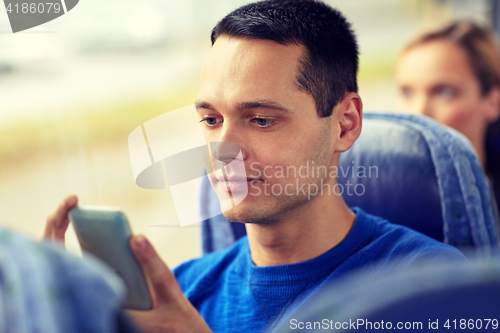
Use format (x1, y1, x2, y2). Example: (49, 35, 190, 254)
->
(221, 182, 316, 225)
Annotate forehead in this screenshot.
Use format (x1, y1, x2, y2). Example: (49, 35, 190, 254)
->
(197, 37, 308, 107)
(397, 41, 477, 86)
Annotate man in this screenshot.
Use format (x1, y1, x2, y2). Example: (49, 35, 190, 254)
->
(45, 1, 465, 332)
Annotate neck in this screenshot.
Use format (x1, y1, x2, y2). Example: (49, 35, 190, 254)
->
(245, 184, 356, 266)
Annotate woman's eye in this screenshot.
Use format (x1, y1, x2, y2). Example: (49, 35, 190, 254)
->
(400, 87, 412, 98)
(436, 87, 456, 99)
(253, 118, 274, 127)
(201, 117, 222, 126)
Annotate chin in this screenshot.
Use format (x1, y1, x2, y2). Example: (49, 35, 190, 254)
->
(217, 184, 308, 224)
(221, 203, 255, 223)
(221, 199, 281, 225)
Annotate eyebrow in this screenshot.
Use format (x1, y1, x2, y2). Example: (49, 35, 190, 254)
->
(195, 100, 292, 113)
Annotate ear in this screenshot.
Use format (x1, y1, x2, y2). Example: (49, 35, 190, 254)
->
(484, 86, 500, 122)
(333, 92, 363, 152)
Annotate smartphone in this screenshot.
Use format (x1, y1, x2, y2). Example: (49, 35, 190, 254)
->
(69, 206, 153, 310)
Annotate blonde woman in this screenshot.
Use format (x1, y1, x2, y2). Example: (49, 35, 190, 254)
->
(396, 21, 500, 210)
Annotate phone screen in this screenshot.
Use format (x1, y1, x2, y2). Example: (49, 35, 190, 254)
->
(69, 206, 153, 310)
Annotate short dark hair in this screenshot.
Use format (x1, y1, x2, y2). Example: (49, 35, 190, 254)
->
(211, 0, 359, 118)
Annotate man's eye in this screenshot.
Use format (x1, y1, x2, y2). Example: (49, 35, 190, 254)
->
(252, 118, 274, 128)
(201, 117, 222, 126)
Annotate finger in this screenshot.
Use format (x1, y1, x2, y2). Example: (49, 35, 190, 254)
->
(125, 309, 155, 331)
(130, 235, 185, 306)
(42, 194, 78, 241)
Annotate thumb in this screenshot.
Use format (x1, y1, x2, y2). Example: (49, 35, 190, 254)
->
(43, 194, 78, 242)
(130, 235, 185, 306)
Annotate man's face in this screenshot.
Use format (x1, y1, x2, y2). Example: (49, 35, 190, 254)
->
(196, 37, 338, 224)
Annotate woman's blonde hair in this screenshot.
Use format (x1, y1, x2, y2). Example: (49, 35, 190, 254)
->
(403, 21, 500, 96)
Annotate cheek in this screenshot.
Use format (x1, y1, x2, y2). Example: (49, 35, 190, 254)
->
(396, 95, 411, 112)
(246, 118, 329, 178)
(202, 127, 218, 143)
(250, 145, 314, 182)
(433, 98, 481, 137)
(395, 92, 429, 115)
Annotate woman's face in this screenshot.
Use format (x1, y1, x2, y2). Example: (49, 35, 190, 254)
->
(396, 40, 499, 160)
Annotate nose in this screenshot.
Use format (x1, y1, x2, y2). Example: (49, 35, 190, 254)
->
(210, 120, 247, 165)
(212, 142, 241, 165)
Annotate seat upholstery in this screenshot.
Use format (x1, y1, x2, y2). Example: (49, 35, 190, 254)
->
(271, 258, 500, 333)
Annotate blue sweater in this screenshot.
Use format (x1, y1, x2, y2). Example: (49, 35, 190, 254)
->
(174, 207, 466, 333)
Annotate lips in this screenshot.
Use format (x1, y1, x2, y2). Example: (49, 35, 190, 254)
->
(212, 174, 262, 193)
(226, 179, 257, 193)
(215, 174, 261, 183)
(222, 176, 248, 182)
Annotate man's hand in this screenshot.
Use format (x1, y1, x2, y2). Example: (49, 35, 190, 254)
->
(42, 194, 78, 244)
(128, 235, 212, 333)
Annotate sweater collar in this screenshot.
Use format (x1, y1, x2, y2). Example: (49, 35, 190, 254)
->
(236, 207, 375, 284)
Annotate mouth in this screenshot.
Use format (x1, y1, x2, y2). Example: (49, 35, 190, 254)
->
(215, 176, 263, 193)
(214, 173, 260, 182)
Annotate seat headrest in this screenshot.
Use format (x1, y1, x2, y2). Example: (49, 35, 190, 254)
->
(341, 113, 497, 251)
(339, 116, 442, 240)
